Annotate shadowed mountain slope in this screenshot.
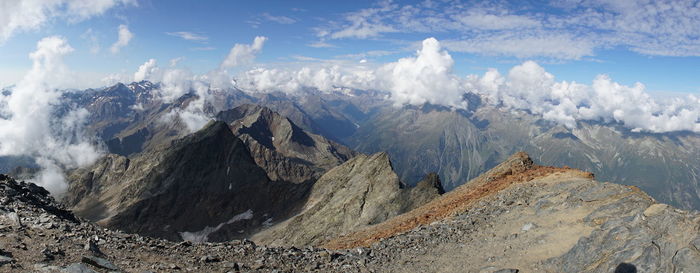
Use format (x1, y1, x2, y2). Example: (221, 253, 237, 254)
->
(65, 121, 312, 242)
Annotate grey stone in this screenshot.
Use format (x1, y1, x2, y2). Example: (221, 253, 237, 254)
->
(4, 212, 21, 227)
(81, 256, 120, 271)
(493, 269, 519, 273)
(0, 255, 14, 265)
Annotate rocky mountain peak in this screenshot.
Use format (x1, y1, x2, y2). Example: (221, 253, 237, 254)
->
(216, 104, 356, 184)
(252, 152, 443, 247)
(413, 172, 445, 194)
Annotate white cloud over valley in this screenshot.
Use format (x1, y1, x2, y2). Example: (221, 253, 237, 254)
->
(0, 36, 102, 195)
(234, 37, 700, 133)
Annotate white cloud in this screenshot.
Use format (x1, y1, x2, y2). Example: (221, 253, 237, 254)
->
(234, 37, 700, 133)
(451, 11, 540, 30)
(377, 38, 464, 107)
(166, 31, 208, 41)
(315, 0, 700, 58)
(101, 72, 131, 86)
(261, 13, 296, 24)
(0, 0, 135, 43)
(132, 59, 193, 102)
(134, 59, 158, 82)
(158, 68, 194, 102)
(169, 57, 184, 67)
(468, 61, 700, 133)
(237, 37, 464, 107)
(131, 59, 218, 133)
(109, 24, 133, 54)
(308, 41, 336, 48)
(0, 36, 102, 196)
(220, 36, 268, 69)
(442, 32, 595, 60)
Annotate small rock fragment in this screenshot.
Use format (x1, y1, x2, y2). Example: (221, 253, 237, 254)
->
(81, 256, 120, 271)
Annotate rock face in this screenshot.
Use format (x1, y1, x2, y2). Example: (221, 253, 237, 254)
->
(65, 121, 312, 242)
(345, 104, 700, 211)
(216, 104, 356, 183)
(0, 174, 372, 272)
(252, 152, 444, 246)
(322, 152, 700, 273)
(3, 151, 700, 272)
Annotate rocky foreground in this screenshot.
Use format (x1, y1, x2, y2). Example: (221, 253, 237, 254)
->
(1, 151, 700, 272)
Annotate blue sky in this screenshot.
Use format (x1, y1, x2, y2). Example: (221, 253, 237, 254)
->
(1, 0, 700, 95)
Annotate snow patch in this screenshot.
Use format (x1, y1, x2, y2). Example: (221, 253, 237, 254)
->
(179, 209, 254, 243)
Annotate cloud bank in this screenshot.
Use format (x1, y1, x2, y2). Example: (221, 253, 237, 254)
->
(0, 36, 102, 195)
(130, 37, 271, 133)
(234, 37, 700, 133)
(237, 37, 465, 107)
(466, 61, 700, 133)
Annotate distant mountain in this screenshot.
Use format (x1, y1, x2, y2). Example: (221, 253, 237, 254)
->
(5, 81, 697, 210)
(63, 103, 359, 242)
(344, 103, 700, 210)
(216, 104, 356, 183)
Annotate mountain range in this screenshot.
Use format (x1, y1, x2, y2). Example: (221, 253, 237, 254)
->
(46, 81, 699, 210)
(0, 80, 698, 271)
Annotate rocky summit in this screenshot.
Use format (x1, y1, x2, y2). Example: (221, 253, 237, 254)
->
(2, 151, 699, 272)
(216, 104, 356, 184)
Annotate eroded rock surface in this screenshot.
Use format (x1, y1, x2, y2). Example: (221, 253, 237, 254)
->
(253, 152, 444, 246)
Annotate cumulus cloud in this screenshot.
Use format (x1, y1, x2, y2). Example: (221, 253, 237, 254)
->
(134, 59, 158, 82)
(234, 37, 700, 133)
(237, 38, 464, 107)
(467, 61, 700, 133)
(0, 0, 135, 43)
(132, 58, 195, 103)
(128, 36, 275, 133)
(101, 72, 131, 86)
(220, 36, 268, 69)
(0, 36, 102, 195)
(377, 38, 464, 107)
(109, 24, 133, 54)
(131, 59, 219, 133)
